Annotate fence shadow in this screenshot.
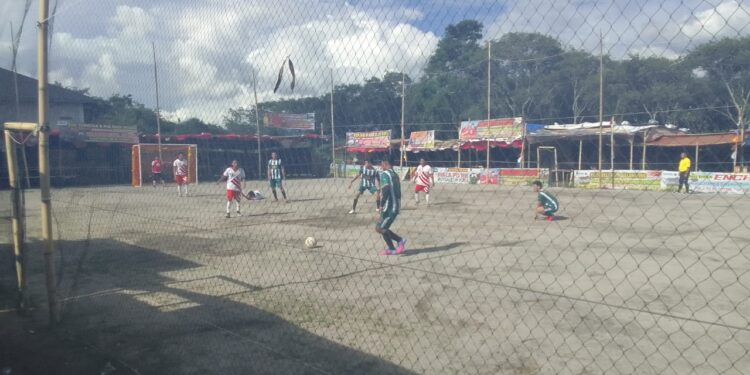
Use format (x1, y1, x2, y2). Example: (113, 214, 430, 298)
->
(6, 238, 416, 375)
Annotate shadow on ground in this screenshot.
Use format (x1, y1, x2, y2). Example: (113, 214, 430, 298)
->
(400, 242, 467, 256)
(0, 238, 416, 375)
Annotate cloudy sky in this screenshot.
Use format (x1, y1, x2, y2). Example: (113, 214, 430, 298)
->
(1, 0, 748, 123)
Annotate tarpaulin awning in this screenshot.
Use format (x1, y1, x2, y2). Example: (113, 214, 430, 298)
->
(460, 139, 522, 150)
(527, 124, 660, 144)
(647, 133, 740, 147)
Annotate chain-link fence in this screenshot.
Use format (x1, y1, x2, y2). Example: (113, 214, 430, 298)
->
(2, 0, 750, 374)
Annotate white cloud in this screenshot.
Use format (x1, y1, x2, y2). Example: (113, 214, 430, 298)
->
(3, 0, 750, 125)
(485, 0, 750, 58)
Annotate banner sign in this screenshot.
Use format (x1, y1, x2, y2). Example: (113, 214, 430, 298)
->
(479, 168, 500, 184)
(661, 171, 750, 193)
(59, 123, 138, 144)
(574, 170, 663, 190)
(500, 168, 548, 186)
(346, 130, 392, 149)
(408, 130, 435, 150)
(263, 112, 315, 130)
(459, 117, 523, 141)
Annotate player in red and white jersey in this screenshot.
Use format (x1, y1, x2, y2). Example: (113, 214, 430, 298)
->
(173, 153, 189, 197)
(151, 157, 165, 188)
(217, 160, 246, 218)
(412, 158, 435, 205)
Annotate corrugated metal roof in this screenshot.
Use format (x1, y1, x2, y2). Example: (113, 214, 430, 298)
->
(0, 67, 93, 104)
(647, 133, 739, 147)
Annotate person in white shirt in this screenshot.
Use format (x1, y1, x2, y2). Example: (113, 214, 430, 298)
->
(216, 160, 246, 218)
(173, 153, 189, 197)
(412, 158, 435, 205)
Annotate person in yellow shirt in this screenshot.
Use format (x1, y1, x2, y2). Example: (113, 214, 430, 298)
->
(678, 152, 691, 193)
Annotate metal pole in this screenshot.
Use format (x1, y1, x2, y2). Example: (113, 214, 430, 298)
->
(253, 71, 261, 179)
(486, 41, 491, 170)
(400, 72, 405, 168)
(37, 0, 59, 324)
(330, 68, 336, 177)
(152, 42, 162, 162)
(611, 117, 615, 189)
(4, 131, 27, 309)
(598, 32, 604, 187)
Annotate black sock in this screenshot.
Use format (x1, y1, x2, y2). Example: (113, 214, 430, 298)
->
(282, 190, 287, 199)
(272, 189, 278, 200)
(352, 198, 359, 210)
(388, 230, 402, 243)
(382, 232, 395, 250)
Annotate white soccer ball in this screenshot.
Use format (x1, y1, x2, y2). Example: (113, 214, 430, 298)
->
(304, 237, 317, 249)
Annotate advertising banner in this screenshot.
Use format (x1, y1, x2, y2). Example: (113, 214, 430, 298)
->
(661, 172, 750, 193)
(435, 168, 471, 184)
(346, 130, 392, 149)
(263, 112, 315, 130)
(407, 130, 435, 150)
(59, 123, 138, 144)
(479, 168, 500, 184)
(500, 168, 548, 186)
(459, 117, 523, 141)
(574, 170, 662, 190)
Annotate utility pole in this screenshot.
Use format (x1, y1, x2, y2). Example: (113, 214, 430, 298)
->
(152, 42, 162, 161)
(486, 41, 491, 169)
(598, 32, 604, 188)
(400, 72, 406, 167)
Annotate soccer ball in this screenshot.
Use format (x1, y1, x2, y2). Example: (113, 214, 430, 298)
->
(304, 237, 317, 249)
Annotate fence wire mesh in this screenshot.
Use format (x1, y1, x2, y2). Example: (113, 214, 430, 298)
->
(2, 0, 750, 374)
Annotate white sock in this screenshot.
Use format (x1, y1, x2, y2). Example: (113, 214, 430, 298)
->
(226, 201, 232, 213)
(426, 194, 430, 204)
(414, 193, 419, 203)
(235, 201, 241, 212)
(177, 185, 182, 195)
(183, 185, 188, 195)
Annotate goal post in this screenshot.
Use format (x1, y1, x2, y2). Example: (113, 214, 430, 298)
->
(131, 144, 198, 187)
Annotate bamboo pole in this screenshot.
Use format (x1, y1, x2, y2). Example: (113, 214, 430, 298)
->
(152, 42, 162, 162)
(486, 41, 491, 169)
(4, 131, 27, 309)
(38, 0, 60, 324)
(4, 122, 37, 131)
(400, 72, 405, 168)
(253, 70, 262, 179)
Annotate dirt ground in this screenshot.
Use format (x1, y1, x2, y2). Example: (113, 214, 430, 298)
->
(2, 178, 750, 374)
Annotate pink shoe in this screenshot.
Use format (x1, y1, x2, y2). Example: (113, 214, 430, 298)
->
(379, 249, 396, 256)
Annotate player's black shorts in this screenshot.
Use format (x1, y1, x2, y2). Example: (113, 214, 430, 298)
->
(152, 172, 163, 181)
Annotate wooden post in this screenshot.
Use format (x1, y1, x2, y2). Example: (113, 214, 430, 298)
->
(598, 32, 604, 187)
(486, 41, 491, 169)
(330, 68, 336, 177)
(629, 139, 634, 170)
(37, 0, 60, 324)
(695, 144, 700, 171)
(152, 42, 163, 162)
(4, 131, 27, 309)
(400, 72, 405, 168)
(578, 140, 583, 170)
(252, 71, 261, 179)
(642, 129, 648, 170)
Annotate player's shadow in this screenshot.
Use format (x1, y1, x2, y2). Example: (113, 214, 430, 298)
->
(551, 215, 569, 221)
(286, 198, 324, 203)
(400, 242, 467, 256)
(6, 238, 417, 375)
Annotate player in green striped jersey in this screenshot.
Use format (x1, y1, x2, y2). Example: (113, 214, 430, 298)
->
(267, 152, 288, 202)
(348, 160, 381, 214)
(532, 180, 559, 221)
(376, 159, 406, 255)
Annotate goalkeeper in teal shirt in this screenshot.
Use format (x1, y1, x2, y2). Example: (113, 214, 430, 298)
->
(532, 180, 559, 221)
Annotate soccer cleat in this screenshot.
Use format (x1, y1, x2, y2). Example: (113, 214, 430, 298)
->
(236, 211, 242, 217)
(378, 249, 397, 256)
(545, 215, 554, 222)
(396, 238, 407, 254)
(225, 213, 230, 218)
(348, 209, 356, 214)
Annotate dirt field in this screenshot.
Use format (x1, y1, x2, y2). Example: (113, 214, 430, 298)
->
(2, 178, 750, 374)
